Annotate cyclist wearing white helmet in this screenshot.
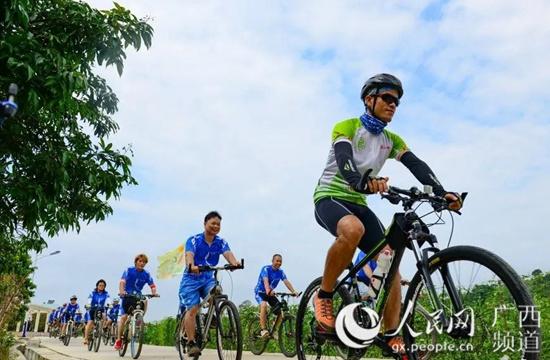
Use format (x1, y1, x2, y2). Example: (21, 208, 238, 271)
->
(313, 73, 462, 353)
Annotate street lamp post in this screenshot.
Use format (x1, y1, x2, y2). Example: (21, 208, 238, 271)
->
(32, 250, 61, 281)
(23, 250, 61, 336)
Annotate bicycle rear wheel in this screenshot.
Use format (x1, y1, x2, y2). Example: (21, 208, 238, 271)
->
(279, 314, 297, 357)
(130, 314, 144, 359)
(246, 314, 269, 355)
(216, 301, 242, 360)
(403, 245, 540, 360)
(296, 276, 366, 360)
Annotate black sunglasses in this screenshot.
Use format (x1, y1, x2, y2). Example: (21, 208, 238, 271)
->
(376, 93, 400, 107)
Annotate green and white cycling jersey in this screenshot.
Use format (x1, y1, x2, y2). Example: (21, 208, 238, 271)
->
(314, 118, 409, 206)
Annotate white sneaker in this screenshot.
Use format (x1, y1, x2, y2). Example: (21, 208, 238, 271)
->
(260, 329, 269, 339)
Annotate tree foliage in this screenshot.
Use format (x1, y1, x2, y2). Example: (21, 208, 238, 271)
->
(0, 0, 153, 352)
(0, 0, 153, 251)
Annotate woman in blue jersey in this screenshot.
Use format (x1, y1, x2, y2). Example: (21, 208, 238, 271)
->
(60, 295, 80, 339)
(114, 253, 157, 350)
(83, 279, 109, 345)
(254, 254, 299, 338)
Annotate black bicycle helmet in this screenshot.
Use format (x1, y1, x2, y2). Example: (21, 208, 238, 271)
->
(360, 73, 403, 100)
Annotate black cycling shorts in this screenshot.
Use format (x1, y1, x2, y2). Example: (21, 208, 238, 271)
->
(314, 197, 385, 253)
(88, 307, 104, 322)
(257, 293, 282, 314)
(122, 297, 145, 315)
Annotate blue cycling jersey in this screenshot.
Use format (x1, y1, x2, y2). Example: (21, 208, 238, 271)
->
(48, 312, 55, 322)
(121, 267, 154, 295)
(88, 290, 110, 308)
(53, 307, 63, 319)
(183, 233, 230, 279)
(74, 313, 83, 323)
(108, 304, 121, 320)
(64, 303, 80, 315)
(254, 265, 287, 294)
(354, 250, 377, 284)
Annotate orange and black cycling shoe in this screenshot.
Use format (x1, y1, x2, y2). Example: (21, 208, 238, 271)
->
(313, 292, 336, 332)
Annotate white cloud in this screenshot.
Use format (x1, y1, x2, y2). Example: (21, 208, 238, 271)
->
(35, 0, 550, 320)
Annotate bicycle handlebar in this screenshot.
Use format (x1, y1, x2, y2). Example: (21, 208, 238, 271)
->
(120, 293, 160, 300)
(194, 258, 245, 273)
(382, 186, 467, 213)
(272, 291, 302, 298)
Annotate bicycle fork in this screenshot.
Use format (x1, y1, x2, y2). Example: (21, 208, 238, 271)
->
(409, 222, 465, 330)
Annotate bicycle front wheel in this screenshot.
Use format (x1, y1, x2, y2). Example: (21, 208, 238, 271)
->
(279, 314, 297, 357)
(93, 322, 102, 352)
(246, 315, 269, 355)
(103, 324, 110, 345)
(130, 314, 144, 359)
(216, 300, 242, 360)
(119, 323, 129, 357)
(403, 245, 540, 360)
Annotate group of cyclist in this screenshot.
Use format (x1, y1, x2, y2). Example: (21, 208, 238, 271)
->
(47, 290, 121, 342)
(46, 254, 157, 351)
(46, 73, 463, 359)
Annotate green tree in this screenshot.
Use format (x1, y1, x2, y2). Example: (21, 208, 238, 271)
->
(0, 0, 153, 351)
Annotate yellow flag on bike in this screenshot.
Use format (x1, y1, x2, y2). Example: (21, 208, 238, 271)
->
(156, 244, 185, 280)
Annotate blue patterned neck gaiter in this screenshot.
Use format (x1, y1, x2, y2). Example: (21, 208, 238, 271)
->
(359, 112, 387, 135)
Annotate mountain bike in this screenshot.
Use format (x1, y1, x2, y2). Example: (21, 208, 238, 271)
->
(108, 318, 118, 346)
(296, 186, 540, 360)
(0, 83, 18, 126)
(119, 294, 158, 359)
(61, 315, 75, 346)
(48, 320, 60, 338)
(247, 292, 301, 357)
(103, 305, 113, 346)
(175, 261, 244, 360)
(86, 306, 105, 353)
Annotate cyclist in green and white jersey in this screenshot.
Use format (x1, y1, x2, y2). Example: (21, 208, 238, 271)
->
(313, 73, 462, 351)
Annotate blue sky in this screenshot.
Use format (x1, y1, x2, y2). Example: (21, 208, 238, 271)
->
(32, 0, 550, 321)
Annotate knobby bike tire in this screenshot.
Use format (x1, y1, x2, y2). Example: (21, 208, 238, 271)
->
(175, 311, 202, 360)
(103, 324, 110, 345)
(295, 276, 366, 360)
(93, 321, 103, 352)
(64, 322, 73, 346)
(119, 324, 129, 357)
(246, 315, 269, 355)
(87, 330, 93, 352)
(175, 315, 185, 360)
(216, 301, 242, 360)
(279, 314, 297, 357)
(111, 323, 117, 345)
(403, 245, 539, 360)
(131, 313, 145, 359)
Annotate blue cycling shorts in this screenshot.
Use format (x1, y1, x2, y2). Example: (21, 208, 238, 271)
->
(179, 275, 216, 310)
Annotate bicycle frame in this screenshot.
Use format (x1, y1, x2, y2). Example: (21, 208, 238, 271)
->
(194, 269, 229, 344)
(333, 205, 465, 329)
(266, 295, 291, 335)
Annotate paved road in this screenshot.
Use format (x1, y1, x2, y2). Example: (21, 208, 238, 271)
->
(32, 336, 292, 360)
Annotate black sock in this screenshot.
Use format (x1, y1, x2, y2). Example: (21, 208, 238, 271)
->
(318, 289, 334, 299)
